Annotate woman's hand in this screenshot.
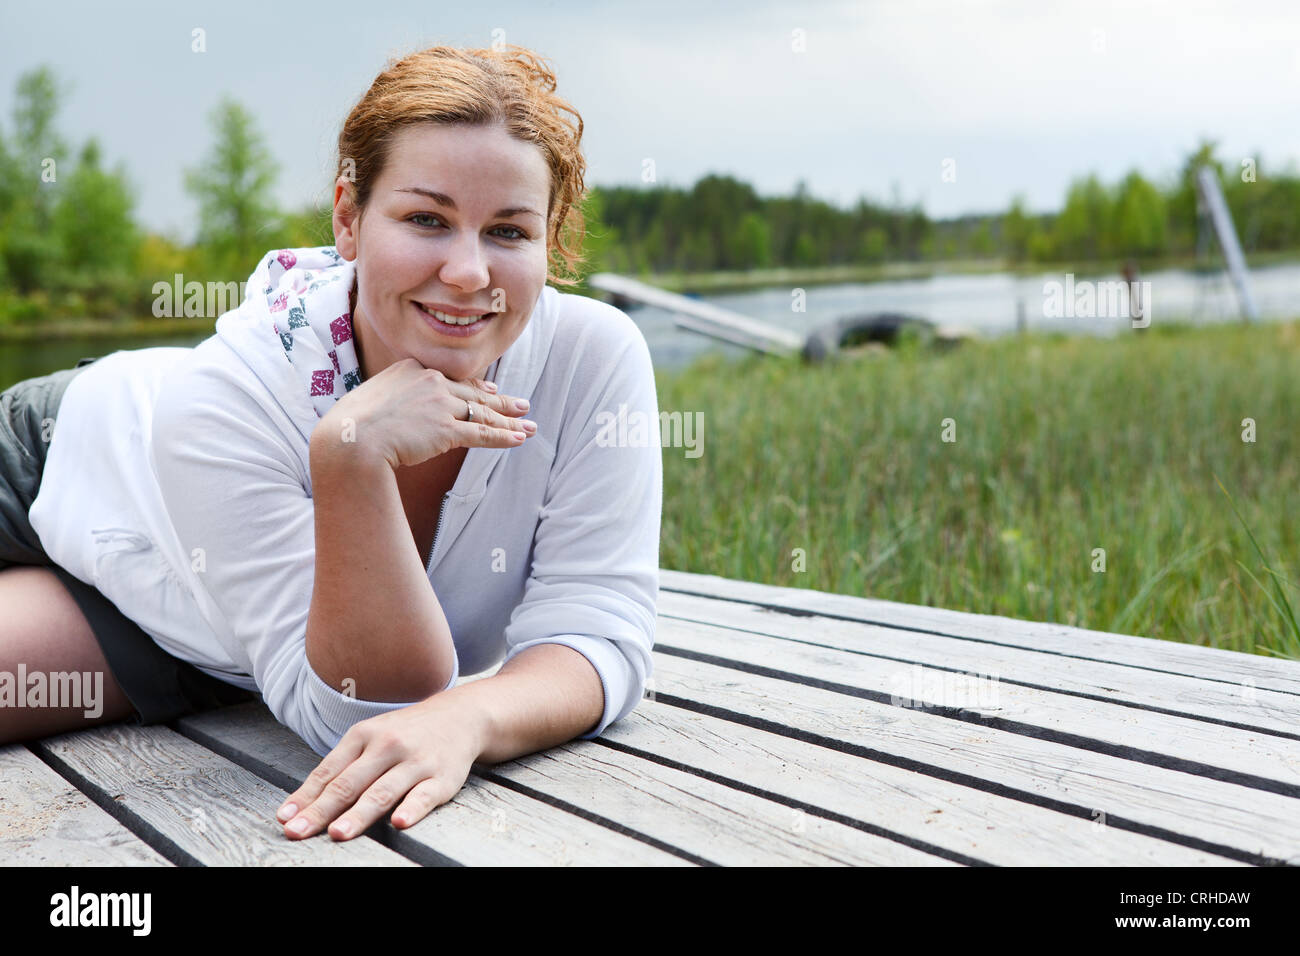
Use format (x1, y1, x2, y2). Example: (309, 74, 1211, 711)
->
(314, 358, 536, 470)
(275, 691, 487, 841)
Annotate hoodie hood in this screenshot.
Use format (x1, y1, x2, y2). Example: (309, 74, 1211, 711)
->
(215, 245, 555, 458)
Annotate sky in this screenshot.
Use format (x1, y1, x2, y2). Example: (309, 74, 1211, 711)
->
(3, 0, 1298, 243)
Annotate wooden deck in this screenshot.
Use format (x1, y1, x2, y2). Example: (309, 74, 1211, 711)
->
(4, 568, 1300, 866)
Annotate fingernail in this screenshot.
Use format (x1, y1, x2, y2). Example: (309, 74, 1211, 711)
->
(520, 419, 537, 433)
(333, 820, 355, 839)
(514, 398, 530, 411)
(288, 817, 310, 835)
(483, 381, 498, 392)
(277, 803, 297, 822)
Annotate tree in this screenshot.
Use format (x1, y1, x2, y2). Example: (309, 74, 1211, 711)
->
(1002, 195, 1032, 264)
(729, 211, 773, 269)
(184, 97, 283, 278)
(52, 138, 140, 284)
(1111, 171, 1167, 257)
(791, 230, 819, 267)
(856, 226, 888, 264)
(1053, 174, 1114, 261)
(0, 66, 69, 294)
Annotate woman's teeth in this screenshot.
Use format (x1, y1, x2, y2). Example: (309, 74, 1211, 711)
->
(417, 303, 491, 325)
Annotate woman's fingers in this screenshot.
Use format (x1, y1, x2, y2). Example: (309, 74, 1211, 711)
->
(390, 777, 452, 828)
(451, 390, 538, 448)
(279, 745, 396, 840)
(451, 378, 531, 419)
(325, 764, 431, 841)
(276, 736, 365, 827)
(454, 415, 534, 448)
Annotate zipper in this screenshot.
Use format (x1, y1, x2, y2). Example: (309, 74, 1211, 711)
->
(426, 492, 450, 575)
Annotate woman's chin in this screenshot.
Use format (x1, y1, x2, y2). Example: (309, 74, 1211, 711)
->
(410, 352, 486, 382)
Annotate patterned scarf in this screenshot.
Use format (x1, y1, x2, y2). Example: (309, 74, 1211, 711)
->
(247, 246, 364, 418)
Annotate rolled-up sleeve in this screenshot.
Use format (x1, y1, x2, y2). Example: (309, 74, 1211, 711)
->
(501, 315, 662, 740)
(149, 359, 449, 756)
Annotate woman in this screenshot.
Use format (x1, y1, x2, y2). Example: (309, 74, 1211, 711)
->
(0, 44, 662, 842)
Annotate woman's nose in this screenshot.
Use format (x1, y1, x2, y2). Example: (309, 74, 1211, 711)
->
(438, 230, 491, 289)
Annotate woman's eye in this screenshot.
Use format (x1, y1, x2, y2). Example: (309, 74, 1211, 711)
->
(408, 214, 525, 241)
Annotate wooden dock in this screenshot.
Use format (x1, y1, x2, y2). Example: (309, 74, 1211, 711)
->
(587, 272, 805, 356)
(4, 568, 1299, 866)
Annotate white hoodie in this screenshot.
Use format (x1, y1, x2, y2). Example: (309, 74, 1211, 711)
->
(28, 249, 662, 756)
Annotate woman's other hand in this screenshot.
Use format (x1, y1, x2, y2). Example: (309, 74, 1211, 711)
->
(313, 358, 536, 470)
(274, 691, 488, 841)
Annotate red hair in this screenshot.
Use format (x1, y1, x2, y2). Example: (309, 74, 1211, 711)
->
(336, 44, 588, 286)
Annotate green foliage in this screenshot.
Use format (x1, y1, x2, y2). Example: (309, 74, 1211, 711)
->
(0, 65, 141, 314)
(0, 65, 68, 295)
(183, 96, 286, 280)
(5, 64, 1300, 328)
(1002, 195, 1032, 264)
(1112, 170, 1167, 257)
(51, 139, 141, 284)
(592, 139, 1300, 273)
(1053, 174, 1114, 260)
(657, 319, 1300, 658)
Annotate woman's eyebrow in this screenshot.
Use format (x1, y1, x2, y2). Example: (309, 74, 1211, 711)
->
(393, 186, 544, 221)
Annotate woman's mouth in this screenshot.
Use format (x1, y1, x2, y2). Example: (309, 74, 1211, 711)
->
(414, 301, 496, 337)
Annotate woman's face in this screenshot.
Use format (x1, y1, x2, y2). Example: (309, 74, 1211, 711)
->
(333, 121, 552, 384)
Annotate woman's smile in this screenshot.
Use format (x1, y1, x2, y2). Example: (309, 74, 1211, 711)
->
(413, 299, 498, 337)
(333, 121, 552, 383)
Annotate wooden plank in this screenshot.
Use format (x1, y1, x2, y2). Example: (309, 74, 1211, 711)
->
(479, 737, 956, 866)
(0, 744, 170, 866)
(651, 615, 1300, 793)
(33, 725, 415, 866)
(671, 311, 798, 356)
(658, 590, 1300, 736)
(176, 702, 690, 867)
(649, 652, 1300, 864)
(587, 273, 804, 354)
(600, 701, 1234, 865)
(659, 569, 1300, 692)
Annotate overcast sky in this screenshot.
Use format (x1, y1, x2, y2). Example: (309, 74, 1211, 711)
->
(3, 0, 1297, 242)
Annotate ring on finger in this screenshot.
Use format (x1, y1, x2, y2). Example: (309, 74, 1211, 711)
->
(465, 400, 474, 422)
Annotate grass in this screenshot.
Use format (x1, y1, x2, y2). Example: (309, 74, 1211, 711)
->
(654, 317, 1300, 659)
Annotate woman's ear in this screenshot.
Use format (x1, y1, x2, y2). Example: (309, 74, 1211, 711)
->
(332, 177, 361, 260)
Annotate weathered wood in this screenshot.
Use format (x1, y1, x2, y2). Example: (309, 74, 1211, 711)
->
(587, 273, 804, 355)
(649, 652, 1300, 864)
(14, 564, 1294, 866)
(176, 702, 691, 867)
(659, 569, 1300, 692)
(480, 736, 955, 866)
(600, 699, 1236, 865)
(0, 744, 170, 866)
(651, 614, 1300, 793)
(657, 590, 1300, 736)
(33, 724, 414, 866)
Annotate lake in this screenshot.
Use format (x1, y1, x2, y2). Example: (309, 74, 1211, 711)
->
(4, 261, 1297, 388)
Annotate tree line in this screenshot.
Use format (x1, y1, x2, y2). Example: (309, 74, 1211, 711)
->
(1, 64, 1296, 325)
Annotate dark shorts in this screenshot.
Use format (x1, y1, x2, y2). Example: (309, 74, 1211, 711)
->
(0, 356, 257, 725)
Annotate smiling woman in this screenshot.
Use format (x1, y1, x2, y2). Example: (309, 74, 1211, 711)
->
(337, 121, 552, 384)
(1, 43, 663, 843)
